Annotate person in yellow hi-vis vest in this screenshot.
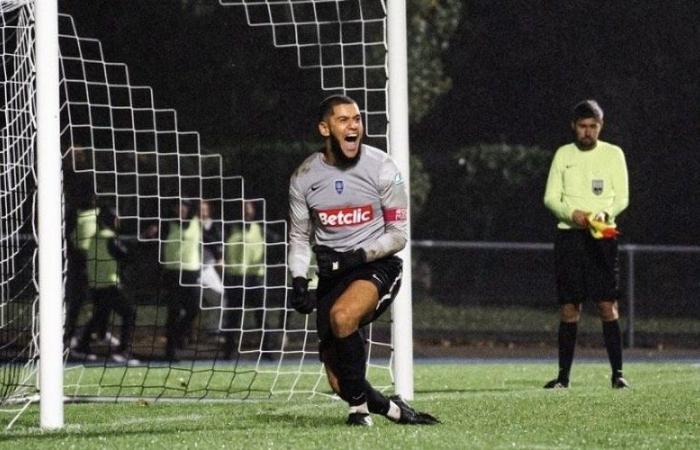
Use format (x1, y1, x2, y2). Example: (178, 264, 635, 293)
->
(63, 146, 100, 354)
(162, 200, 201, 361)
(73, 207, 138, 365)
(221, 201, 267, 359)
(65, 203, 99, 357)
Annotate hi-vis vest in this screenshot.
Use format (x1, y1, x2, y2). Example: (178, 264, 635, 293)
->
(87, 228, 119, 288)
(224, 222, 264, 277)
(72, 207, 99, 253)
(163, 217, 201, 272)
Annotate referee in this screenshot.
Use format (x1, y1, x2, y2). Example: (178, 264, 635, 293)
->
(543, 99, 630, 389)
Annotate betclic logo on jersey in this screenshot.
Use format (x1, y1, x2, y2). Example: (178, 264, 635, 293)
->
(317, 205, 373, 227)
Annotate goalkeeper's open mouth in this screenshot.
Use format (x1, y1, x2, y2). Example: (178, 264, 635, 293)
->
(342, 133, 360, 155)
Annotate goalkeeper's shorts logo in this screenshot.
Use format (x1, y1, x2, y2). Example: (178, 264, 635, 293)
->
(592, 179, 604, 195)
(317, 205, 373, 227)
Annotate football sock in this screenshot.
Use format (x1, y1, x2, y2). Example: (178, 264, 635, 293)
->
(334, 331, 368, 406)
(558, 321, 577, 382)
(602, 320, 623, 377)
(363, 381, 401, 420)
(365, 381, 389, 414)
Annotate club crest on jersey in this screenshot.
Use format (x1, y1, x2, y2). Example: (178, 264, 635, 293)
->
(334, 180, 344, 194)
(592, 179, 604, 195)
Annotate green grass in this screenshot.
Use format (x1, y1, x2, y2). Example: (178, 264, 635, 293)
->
(3, 362, 699, 449)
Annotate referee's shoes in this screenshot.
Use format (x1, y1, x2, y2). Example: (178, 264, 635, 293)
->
(543, 377, 630, 389)
(612, 376, 631, 389)
(543, 379, 569, 389)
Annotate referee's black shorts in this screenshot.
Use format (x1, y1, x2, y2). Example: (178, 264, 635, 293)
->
(315, 255, 403, 343)
(555, 229, 620, 304)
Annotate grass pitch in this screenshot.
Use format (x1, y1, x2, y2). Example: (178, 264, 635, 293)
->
(2, 362, 698, 449)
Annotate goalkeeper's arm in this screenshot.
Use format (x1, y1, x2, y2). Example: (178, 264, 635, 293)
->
(287, 182, 316, 313)
(288, 183, 312, 280)
(360, 156, 408, 262)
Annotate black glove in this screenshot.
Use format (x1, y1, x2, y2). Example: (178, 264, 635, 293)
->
(313, 245, 366, 278)
(289, 277, 314, 314)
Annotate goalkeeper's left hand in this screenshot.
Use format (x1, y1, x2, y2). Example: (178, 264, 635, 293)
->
(587, 213, 619, 239)
(313, 245, 366, 278)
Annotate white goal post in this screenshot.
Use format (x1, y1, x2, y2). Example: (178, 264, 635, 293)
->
(35, 0, 64, 430)
(1, 0, 414, 429)
(386, 0, 414, 401)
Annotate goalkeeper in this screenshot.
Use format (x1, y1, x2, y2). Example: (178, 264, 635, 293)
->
(287, 95, 439, 426)
(543, 99, 630, 389)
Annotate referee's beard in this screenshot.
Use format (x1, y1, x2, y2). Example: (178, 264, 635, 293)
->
(575, 136, 597, 151)
(330, 134, 361, 169)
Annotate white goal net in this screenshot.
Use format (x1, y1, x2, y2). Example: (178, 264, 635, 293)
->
(0, 0, 39, 424)
(1, 0, 399, 424)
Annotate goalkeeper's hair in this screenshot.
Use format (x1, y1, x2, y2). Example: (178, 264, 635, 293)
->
(573, 99, 604, 122)
(318, 94, 357, 122)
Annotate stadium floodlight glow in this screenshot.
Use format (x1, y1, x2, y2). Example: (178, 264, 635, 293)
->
(0, 0, 413, 428)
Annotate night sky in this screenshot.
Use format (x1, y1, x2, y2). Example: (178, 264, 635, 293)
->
(58, 1, 699, 245)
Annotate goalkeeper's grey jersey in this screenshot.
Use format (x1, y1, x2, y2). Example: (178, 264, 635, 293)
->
(288, 144, 408, 279)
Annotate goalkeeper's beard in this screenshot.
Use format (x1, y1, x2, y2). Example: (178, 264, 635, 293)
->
(330, 135, 361, 169)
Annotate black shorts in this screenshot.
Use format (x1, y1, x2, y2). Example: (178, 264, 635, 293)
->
(555, 229, 620, 304)
(315, 255, 403, 343)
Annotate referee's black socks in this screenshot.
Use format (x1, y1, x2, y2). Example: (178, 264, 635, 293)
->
(602, 320, 623, 378)
(558, 321, 578, 383)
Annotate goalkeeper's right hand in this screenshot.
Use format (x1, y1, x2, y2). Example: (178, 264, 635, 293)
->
(289, 277, 315, 314)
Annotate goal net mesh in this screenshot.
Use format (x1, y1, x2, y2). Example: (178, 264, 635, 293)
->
(1, 0, 394, 414)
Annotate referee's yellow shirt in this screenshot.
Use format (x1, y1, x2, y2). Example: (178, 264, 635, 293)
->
(544, 140, 629, 229)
